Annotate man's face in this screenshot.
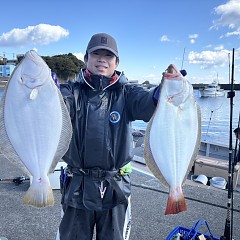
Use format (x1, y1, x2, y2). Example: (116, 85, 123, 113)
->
(85, 49, 119, 77)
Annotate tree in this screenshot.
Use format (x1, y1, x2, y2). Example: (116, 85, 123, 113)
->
(42, 53, 85, 82)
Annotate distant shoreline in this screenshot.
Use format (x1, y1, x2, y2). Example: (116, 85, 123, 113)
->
(0, 78, 240, 90)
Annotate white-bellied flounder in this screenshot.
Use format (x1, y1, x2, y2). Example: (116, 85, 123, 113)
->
(0, 50, 72, 207)
(144, 64, 201, 215)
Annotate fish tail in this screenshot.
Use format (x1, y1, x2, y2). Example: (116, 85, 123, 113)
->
(165, 185, 187, 215)
(23, 177, 54, 208)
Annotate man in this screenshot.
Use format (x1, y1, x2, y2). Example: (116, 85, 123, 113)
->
(57, 33, 159, 240)
(234, 127, 240, 163)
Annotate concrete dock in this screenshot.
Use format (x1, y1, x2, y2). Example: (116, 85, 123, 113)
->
(0, 154, 239, 240)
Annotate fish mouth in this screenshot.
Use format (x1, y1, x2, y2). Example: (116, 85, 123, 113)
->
(164, 64, 182, 80)
(166, 64, 177, 73)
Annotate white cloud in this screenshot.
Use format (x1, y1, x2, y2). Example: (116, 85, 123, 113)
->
(220, 30, 240, 38)
(189, 34, 199, 39)
(211, 0, 240, 37)
(188, 49, 231, 69)
(214, 45, 224, 51)
(73, 52, 84, 61)
(160, 35, 170, 42)
(204, 44, 213, 49)
(32, 47, 38, 52)
(189, 33, 199, 44)
(0, 24, 69, 47)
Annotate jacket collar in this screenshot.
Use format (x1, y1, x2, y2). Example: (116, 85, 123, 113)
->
(77, 69, 128, 90)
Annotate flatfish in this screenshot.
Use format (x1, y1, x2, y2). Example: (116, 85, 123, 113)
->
(144, 64, 201, 215)
(0, 50, 72, 207)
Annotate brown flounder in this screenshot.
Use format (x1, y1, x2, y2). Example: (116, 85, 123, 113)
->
(144, 64, 201, 215)
(0, 50, 72, 207)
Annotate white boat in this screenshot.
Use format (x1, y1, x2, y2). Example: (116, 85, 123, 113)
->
(199, 80, 225, 97)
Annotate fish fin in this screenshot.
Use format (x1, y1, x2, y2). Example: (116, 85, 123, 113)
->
(0, 87, 31, 177)
(144, 117, 169, 187)
(182, 103, 202, 185)
(48, 87, 72, 173)
(165, 185, 187, 215)
(23, 177, 54, 208)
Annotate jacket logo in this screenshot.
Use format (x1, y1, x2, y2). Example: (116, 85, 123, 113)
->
(110, 111, 120, 123)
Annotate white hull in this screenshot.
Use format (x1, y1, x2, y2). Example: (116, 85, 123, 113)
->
(199, 81, 225, 98)
(199, 89, 225, 97)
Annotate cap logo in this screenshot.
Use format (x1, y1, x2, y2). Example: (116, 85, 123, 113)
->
(101, 37, 107, 44)
(109, 111, 120, 124)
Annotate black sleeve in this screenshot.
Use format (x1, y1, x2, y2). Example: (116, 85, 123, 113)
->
(125, 84, 158, 122)
(60, 81, 75, 119)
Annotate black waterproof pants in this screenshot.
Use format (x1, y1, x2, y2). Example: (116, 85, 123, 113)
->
(57, 197, 131, 240)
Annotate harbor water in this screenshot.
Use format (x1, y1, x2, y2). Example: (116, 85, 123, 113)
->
(0, 88, 239, 146)
(132, 90, 240, 146)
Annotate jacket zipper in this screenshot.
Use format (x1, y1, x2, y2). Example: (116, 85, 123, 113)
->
(84, 99, 90, 168)
(99, 76, 103, 90)
(102, 71, 122, 91)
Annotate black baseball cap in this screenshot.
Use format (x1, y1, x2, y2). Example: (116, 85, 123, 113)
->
(86, 33, 119, 58)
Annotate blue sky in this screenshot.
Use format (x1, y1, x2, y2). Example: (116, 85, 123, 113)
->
(1, 0, 240, 84)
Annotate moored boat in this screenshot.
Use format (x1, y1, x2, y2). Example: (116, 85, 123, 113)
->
(199, 80, 225, 97)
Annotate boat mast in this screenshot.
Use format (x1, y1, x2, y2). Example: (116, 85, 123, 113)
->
(181, 47, 185, 70)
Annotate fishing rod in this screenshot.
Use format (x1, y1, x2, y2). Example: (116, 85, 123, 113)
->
(0, 175, 30, 185)
(204, 110, 214, 141)
(203, 98, 226, 142)
(220, 48, 235, 240)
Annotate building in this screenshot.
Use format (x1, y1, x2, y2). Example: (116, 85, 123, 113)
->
(0, 64, 15, 77)
(129, 80, 139, 84)
(6, 59, 18, 65)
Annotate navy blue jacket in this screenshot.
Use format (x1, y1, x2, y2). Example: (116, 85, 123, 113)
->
(60, 69, 157, 210)
(61, 69, 156, 170)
